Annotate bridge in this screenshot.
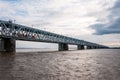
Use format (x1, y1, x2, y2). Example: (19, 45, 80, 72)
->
(0, 20, 109, 52)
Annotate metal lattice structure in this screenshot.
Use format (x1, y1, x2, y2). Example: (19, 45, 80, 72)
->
(0, 20, 108, 48)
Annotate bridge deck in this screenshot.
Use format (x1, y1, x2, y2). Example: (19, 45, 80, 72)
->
(0, 20, 108, 48)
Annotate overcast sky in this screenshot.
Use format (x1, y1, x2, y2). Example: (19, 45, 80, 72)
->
(0, 0, 120, 48)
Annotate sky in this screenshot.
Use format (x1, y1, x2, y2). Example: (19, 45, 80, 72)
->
(0, 0, 120, 48)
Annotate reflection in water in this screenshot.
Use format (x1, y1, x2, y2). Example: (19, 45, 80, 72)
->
(0, 49, 120, 80)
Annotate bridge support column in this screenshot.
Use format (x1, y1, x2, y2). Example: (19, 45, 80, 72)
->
(77, 45, 84, 50)
(0, 38, 15, 52)
(59, 43, 68, 51)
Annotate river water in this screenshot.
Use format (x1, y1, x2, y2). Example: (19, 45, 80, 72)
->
(0, 49, 120, 80)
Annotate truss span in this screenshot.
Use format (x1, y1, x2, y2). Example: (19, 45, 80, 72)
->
(0, 20, 108, 48)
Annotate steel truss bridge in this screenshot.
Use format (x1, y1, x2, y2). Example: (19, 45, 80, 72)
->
(0, 20, 108, 52)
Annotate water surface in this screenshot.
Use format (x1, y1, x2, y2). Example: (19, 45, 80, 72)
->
(0, 49, 120, 80)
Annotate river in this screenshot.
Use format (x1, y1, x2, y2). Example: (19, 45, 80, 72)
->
(0, 49, 120, 80)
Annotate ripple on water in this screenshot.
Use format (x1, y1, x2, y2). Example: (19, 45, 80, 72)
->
(0, 49, 120, 80)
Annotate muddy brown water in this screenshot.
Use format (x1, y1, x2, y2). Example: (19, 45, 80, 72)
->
(0, 49, 120, 80)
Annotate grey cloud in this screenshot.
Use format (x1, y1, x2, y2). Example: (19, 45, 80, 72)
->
(91, 18, 120, 35)
(109, 0, 120, 19)
(112, 0, 120, 9)
(91, 0, 120, 35)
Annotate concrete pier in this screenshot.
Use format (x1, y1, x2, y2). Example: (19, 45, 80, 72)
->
(77, 45, 84, 50)
(59, 43, 68, 51)
(0, 38, 15, 52)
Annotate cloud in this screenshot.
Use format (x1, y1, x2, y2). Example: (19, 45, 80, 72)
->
(0, 0, 101, 35)
(91, 18, 120, 35)
(0, 0, 119, 47)
(91, 0, 120, 35)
